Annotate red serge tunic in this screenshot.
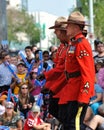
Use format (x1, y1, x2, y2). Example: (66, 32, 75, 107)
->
(44, 43, 68, 96)
(59, 33, 95, 104)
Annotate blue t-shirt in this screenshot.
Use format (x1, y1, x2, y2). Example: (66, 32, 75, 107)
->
(90, 83, 103, 100)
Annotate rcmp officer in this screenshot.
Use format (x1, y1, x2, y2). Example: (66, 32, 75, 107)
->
(37, 17, 69, 120)
(57, 11, 95, 130)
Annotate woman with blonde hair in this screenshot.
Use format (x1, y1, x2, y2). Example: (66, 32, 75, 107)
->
(0, 101, 22, 130)
(17, 83, 35, 119)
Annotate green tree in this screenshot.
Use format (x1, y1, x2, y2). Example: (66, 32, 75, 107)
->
(76, 0, 104, 40)
(7, 8, 41, 45)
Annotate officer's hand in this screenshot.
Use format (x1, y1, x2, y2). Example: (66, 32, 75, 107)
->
(49, 90, 54, 97)
(41, 88, 50, 94)
(36, 73, 45, 81)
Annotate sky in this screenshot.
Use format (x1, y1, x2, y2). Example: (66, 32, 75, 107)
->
(28, 0, 76, 17)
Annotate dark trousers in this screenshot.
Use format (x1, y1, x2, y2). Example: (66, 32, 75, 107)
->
(0, 85, 10, 94)
(58, 101, 88, 130)
(49, 96, 59, 120)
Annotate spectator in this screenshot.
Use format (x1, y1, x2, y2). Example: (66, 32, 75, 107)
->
(34, 49, 42, 63)
(84, 106, 104, 129)
(43, 50, 53, 69)
(32, 45, 38, 54)
(49, 46, 57, 56)
(24, 104, 51, 130)
(94, 40, 104, 64)
(49, 50, 57, 68)
(17, 83, 35, 119)
(11, 55, 18, 66)
(89, 84, 103, 114)
(0, 51, 13, 93)
(0, 95, 7, 115)
(95, 60, 104, 83)
(2, 51, 17, 72)
(98, 67, 104, 91)
(0, 101, 22, 130)
(25, 46, 34, 64)
(86, 115, 104, 130)
(43, 51, 50, 62)
(84, 106, 94, 127)
(30, 68, 42, 101)
(10, 61, 32, 95)
(0, 52, 2, 64)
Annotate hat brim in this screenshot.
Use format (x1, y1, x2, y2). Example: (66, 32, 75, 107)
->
(0, 99, 5, 101)
(17, 63, 26, 67)
(49, 24, 61, 29)
(62, 20, 90, 26)
(49, 26, 66, 30)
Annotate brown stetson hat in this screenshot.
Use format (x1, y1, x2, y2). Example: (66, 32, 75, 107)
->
(49, 16, 67, 30)
(62, 11, 90, 26)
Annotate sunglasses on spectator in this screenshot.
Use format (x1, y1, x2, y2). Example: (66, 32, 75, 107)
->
(6, 107, 13, 109)
(21, 87, 28, 89)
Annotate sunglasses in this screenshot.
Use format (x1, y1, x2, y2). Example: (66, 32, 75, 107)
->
(6, 107, 13, 109)
(21, 87, 28, 89)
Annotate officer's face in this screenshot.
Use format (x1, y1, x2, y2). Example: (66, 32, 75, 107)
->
(66, 23, 75, 38)
(54, 29, 61, 39)
(59, 30, 68, 43)
(66, 23, 80, 39)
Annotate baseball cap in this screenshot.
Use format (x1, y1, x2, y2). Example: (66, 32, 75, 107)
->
(0, 95, 7, 102)
(31, 105, 40, 113)
(17, 61, 26, 67)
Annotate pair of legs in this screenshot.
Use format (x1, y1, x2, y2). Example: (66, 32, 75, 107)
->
(58, 101, 88, 130)
(84, 107, 104, 130)
(87, 115, 104, 130)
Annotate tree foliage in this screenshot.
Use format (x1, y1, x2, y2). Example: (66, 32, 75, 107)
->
(7, 8, 40, 45)
(76, 0, 104, 40)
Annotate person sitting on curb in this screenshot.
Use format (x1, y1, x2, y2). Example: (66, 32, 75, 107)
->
(24, 104, 51, 130)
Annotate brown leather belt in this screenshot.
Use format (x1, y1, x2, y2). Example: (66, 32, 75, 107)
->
(65, 71, 81, 80)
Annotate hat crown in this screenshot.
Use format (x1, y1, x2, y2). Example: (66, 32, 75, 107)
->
(0, 95, 7, 102)
(68, 11, 85, 23)
(17, 61, 25, 66)
(55, 17, 67, 25)
(49, 16, 67, 30)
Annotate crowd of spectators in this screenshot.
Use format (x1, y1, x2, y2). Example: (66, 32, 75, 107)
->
(0, 45, 58, 130)
(0, 40, 104, 129)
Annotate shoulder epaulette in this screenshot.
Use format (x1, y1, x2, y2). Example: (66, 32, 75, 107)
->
(71, 38, 83, 44)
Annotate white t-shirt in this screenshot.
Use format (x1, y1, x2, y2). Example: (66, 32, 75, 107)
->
(0, 105, 5, 115)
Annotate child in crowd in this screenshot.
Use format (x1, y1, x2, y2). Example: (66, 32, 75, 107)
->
(30, 68, 42, 102)
(24, 104, 51, 130)
(10, 61, 32, 95)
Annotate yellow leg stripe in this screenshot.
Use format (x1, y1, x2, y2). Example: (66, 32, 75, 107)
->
(75, 106, 83, 130)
